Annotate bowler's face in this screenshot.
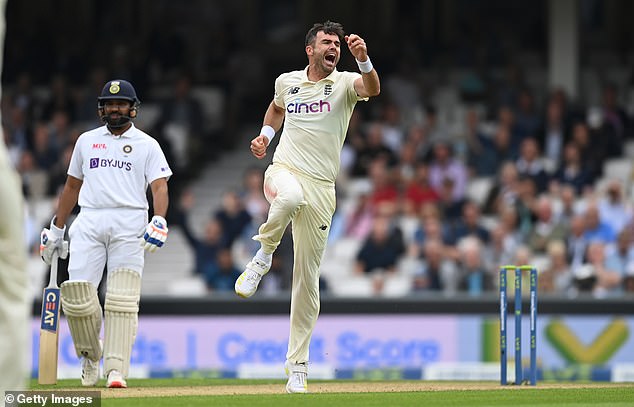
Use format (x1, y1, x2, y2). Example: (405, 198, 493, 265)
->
(308, 31, 341, 74)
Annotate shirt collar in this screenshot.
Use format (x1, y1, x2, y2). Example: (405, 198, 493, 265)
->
(302, 66, 337, 84)
(100, 123, 136, 138)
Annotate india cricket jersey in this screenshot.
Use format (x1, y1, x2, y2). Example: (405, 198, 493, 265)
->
(272, 67, 367, 184)
(67, 124, 172, 210)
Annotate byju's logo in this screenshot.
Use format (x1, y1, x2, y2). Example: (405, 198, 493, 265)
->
(287, 100, 331, 114)
(89, 158, 133, 171)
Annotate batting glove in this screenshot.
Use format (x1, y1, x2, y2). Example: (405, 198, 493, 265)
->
(142, 215, 168, 253)
(40, 217, 69, 265)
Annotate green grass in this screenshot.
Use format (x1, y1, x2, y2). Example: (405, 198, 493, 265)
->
(29, 379, 634, 407)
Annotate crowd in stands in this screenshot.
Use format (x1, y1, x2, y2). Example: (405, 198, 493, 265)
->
(4, 59, 634, 298)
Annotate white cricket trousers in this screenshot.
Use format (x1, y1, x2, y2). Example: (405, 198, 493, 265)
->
(67, 207, 147, 287)
(255, 164, 336, 364)
(0, 146, 30, 396)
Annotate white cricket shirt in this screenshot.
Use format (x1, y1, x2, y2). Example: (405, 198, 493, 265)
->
(273, 67, 366, 184)
(67, 124, 172, 210)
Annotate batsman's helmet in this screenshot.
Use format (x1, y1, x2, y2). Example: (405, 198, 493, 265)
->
(97, 79, 140, 128)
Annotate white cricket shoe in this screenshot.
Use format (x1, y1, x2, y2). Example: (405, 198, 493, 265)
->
(285, 360, 308, 394)
(81, 357, 100, 387)
(235, 258, 270, 298)
(106, 370, 127, 388)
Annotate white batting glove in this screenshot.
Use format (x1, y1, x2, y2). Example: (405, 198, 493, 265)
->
(142, 215, 168, 253)
(40, 217, 69, 265)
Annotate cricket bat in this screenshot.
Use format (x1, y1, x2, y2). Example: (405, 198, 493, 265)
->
(38, 250, 61, 384)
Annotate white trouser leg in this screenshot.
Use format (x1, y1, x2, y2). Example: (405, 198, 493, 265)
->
(286, 178, 335, 363)
(254, 165, 306, 254)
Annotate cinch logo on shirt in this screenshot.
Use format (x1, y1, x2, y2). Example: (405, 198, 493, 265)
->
(89, 157, 132, 171)
(286, 100, 331, 114)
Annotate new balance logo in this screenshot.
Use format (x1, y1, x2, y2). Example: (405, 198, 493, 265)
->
(319, 224, 328, 231)
(288, 87, 300, 95)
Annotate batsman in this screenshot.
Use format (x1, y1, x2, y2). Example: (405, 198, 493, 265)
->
(39, 79, 172, 388)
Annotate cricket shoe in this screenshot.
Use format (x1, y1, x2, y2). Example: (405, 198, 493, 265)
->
(235, 258, 270, 298)
(106, 370, 127, 388)
(81, 358, 100, 387)
(285, 360, 308, 394)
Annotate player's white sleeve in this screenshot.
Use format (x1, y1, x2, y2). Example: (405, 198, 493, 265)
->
(67, 136, 85, 179)
(145, 139, 172, 183)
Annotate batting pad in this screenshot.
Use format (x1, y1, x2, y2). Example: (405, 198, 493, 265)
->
(103, 268, 141, 377)
(60, 281, 103, 361)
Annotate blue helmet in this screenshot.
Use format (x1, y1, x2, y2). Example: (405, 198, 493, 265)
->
(97, 79, 140, 105)
(97, 79, 140, 128)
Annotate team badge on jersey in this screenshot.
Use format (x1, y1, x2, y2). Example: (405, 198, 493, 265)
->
(123, 145, 133, 154)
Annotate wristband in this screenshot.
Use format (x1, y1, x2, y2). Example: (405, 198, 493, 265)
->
(261, 125, 276, 142)
(356, 57, 373, 74)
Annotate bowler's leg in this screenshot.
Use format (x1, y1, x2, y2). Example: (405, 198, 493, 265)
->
(236, 166, 305, 298)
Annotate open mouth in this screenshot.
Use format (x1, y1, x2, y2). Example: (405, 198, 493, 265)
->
(325, 53, 336, 64)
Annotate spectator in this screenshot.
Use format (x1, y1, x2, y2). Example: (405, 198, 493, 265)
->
(539, 240, 574, 295)
(537, 98, 568, 168)
(604, 228, 634, 278)
(379, 102, 406, 154)
(411, 238, 458, 293)
(350, 122, 398, 177)
(552, 184, 585, 225)
(355, 214, 404, 295)
(567, 214, 589, 272)
(213, 190, 253, 248)
(484, 223, 518, 272)
(156, 73, 206, 176)
(178, 190, 228, 276)
(464, 108, 499, 177)
(549, 142, 594, 195)
(583, 203, 617, 244)
(514, 88, 542, 142)
(340, 193, 373, 241)
(483, 161, 521, 215)
(575, 241, 622, 297)
(600, 83, 631, 156)
(570, 121, 605, 182)
(456, 236, 493, 295)
(30, 122, 58, 171)
(515, 137, 549, 193)
(240, 166, 269, 226)
(598, 180, 633, 236)
(205, 248, 242, 292)
(402, 162, 440, 216)
(428, 141, 468, 202)
(367, 158, 400, 213)
(526, 195, 567, 254)
(447, 200, 490, 245)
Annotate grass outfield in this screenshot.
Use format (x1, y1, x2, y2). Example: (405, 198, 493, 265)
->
(31, 378, 634, 406)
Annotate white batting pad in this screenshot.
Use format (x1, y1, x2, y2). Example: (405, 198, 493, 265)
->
(103, 268, 141, 377)
(60, 280, 103, 361)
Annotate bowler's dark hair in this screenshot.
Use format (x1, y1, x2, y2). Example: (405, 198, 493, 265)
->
(305, 21, 345, 47)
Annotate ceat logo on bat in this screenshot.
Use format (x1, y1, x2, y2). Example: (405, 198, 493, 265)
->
(40, 288, 60, 332)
